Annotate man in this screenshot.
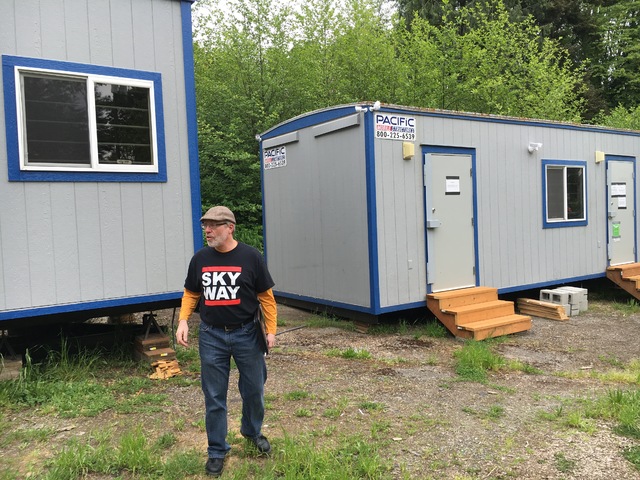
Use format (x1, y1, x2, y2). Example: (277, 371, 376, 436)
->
(176, 205, 277, 477)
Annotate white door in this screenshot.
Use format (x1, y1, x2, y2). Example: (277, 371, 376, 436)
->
(424, 153, 476, 292)
(607, 159, 636, 265)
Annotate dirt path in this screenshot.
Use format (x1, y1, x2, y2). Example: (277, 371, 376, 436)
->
(2, 297, 639, 479)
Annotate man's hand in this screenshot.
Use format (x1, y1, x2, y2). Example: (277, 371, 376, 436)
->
(267, 333, 276, 350)
(176, 320, 189, 347)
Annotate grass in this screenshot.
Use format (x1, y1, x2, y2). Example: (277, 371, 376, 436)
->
(453, 340, 544, 382)
(611, 298, 640, 314)
(326, 347, 372, 359)
(2, 298, 639, 478)
(453, 340, 505, 382)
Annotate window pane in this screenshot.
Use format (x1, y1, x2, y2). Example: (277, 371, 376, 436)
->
(566, 167, 584, 219)
(94, 83, 152, 165)
(23, 75, 90, 164)
(547, 167, 564, 219)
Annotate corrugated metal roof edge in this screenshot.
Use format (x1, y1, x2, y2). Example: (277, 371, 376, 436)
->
(259, 102, 640, 139)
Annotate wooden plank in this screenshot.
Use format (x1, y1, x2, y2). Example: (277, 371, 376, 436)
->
(517, 298, 569, 321)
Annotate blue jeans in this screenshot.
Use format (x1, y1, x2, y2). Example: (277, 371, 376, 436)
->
(198, 320, 267, 459)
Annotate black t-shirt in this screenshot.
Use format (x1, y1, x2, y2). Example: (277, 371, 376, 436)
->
(184, 242, 275, 326)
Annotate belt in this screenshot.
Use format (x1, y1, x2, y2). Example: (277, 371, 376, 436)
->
(214, 318, 253, 332)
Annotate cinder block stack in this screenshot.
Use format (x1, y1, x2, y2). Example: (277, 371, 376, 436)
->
(539, 287, 588, 316)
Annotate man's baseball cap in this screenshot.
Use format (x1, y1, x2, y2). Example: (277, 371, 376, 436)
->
(200, 206, 236, 224)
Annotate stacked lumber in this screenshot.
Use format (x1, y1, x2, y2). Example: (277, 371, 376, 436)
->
(149, 359, 182, 380)
(516, 298, 569, 321)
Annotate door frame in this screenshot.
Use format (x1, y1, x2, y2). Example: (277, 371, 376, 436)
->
(606, 154, 637, 266)
(422, 146, 480, 293)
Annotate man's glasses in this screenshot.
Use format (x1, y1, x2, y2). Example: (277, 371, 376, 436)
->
(201, 221, 228, 230)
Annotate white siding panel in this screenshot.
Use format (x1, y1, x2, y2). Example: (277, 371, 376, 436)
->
(0, 2, 17, 54)
(25, 184, 56, 306)
(74, 184, 104, 300)
(14, 0, 41, 57)
(98, 186, 127, 298)
(40, 0, 67, 58)
(0, 185, 31, 309)
(50, 184, 81, 304)
(142, 185, 169, 293)
(110, 0, 136, 68)
(87, 0, 113, 65)
(121, 185, 148, 296)
(64, 0, 91, 62)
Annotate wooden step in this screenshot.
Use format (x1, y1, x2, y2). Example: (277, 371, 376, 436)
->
(427, 286, 497, 309)
(442, 300, 515, 324)
(606, 263, 640, 302)
(607, 263, 640, 278)
(457, 314, 532, 341)
(426, 286, 531, 340)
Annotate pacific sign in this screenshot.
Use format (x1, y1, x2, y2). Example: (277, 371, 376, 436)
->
(374, 114, 416, 141)
(264, 145, 287, 170)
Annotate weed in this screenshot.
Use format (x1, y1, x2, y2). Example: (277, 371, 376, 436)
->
(295, 408, 312, 417)
(323, 407, 342, 419)
(154, 432, 177, 449)
(612, 298, 640, 314)
(454, 340, 505, 382)
(622, 446, 640, 471)
(554, 452, 577, 473)
(487, 405, 505, 419)
(327, 347, 372, 359)
(420, 321, 449, 338)
(284, 390, 310, 401)
(359, 401, 384, 412)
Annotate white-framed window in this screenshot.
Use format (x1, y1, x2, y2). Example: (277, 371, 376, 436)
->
(3, 55, 166, 182)
(543, 159, 587, 228)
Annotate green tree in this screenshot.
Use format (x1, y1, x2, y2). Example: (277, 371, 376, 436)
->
(395, 0, 585, 120)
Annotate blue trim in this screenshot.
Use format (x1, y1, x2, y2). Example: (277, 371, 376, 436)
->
(2, 55, 167, 183)
(497, 273, 605, 294)
(180, 2, 203, 252)
(259, 138, 268, 258)
(542, 159, 588, 228)
(0, 292, 182, 322)
(380, 105, 640, 137)
(260, 106, 363, 140)
(422, 146, 479, 294)
(605, 155, 637, 265)
(363, 110, 381, 314)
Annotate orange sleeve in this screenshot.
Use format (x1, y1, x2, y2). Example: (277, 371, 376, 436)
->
(179, 288, 201, 321)
(257, 288, 277, 335)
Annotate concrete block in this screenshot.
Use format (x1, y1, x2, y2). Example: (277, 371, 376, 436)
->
(555, 286, 588, 312)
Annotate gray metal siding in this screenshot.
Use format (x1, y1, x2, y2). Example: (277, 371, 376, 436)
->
(264, 122, 371, 307)
(0, 0, 194, 313)
(408, 116, 640, 295)
(375, 138, 426, 308)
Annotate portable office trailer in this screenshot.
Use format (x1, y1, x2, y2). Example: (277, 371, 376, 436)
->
(258, 103, 640, 317)
(0, 0, 203, 328)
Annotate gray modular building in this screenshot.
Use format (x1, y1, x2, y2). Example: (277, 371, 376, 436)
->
(0, 0, 202, 327)
(259, 103, 640, 316)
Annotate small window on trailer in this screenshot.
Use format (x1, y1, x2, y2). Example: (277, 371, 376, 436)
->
(2, 55, 166, 182)
(543, 159, 587, 228)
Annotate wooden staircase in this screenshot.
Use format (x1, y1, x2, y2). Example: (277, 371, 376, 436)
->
(606, 263, 640, 301)
(426, 286, 532, 340)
